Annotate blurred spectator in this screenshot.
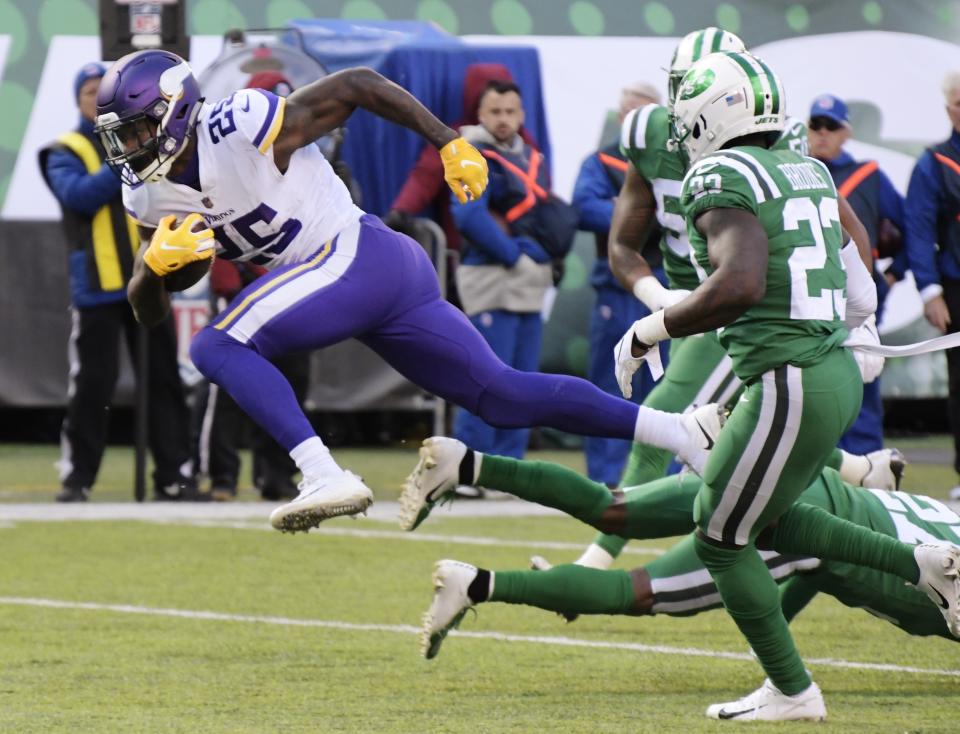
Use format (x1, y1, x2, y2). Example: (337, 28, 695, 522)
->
(572, 81, 665, 487)
(903, 71, 960, 486)
(384, 64, 538, 253)
(38, 62, 202, 502)
(451, 80, 578, 478)
(807, 93, 905, 455)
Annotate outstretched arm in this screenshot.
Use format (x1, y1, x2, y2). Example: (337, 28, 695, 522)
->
(275, 67, 455, 163)
(273, 67, 486, 202)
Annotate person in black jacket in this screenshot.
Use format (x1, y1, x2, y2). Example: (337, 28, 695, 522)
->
(39, 62, 204, 502)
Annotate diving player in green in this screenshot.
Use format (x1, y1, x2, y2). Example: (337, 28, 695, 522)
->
(610, 49, 959, 721)
(409, 453, 960, 651)
(581, 27, 901, 572)
(406, 435, 960, 722)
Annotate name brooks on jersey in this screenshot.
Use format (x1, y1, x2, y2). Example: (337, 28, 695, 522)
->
(777, 161, 830, 192)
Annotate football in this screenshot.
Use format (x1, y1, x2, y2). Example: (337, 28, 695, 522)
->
(164, 257, 214, 292)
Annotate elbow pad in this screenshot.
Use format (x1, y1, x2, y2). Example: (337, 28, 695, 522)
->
(841, 241, 877, 328)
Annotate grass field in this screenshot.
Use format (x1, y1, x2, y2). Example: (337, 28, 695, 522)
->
(1, 441, 959, 732)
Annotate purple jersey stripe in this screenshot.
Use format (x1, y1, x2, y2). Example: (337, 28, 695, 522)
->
(252, 90, 280, 149)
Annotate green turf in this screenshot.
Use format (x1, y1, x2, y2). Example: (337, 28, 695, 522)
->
(1, 441, 959, 731)
(0, 514, 958, 733)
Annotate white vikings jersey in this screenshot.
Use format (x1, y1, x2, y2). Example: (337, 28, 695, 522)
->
(123, 88, 363, 269)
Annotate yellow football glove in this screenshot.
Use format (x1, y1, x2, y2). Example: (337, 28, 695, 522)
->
(439, 136, 488, 204)
(143, 213, 216, 277)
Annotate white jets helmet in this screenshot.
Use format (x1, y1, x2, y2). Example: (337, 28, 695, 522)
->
(670, 51, 786, 165)
(668, 27, 746, 108)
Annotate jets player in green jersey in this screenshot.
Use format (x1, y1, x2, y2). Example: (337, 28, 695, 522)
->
(578, 27, 900, 572)
(603, 49, 960, 721)
(410, 451, 960, 661)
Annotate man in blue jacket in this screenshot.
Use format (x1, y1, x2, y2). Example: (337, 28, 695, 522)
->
(38, 63, 202, 502)
(451, 80, 576, 468)
(807, 94, 905, 455)
(903, 71, 960, 488)
(572, 81, 666, 487)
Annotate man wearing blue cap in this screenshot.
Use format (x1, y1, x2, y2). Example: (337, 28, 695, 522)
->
(38, 63, 204, 502)
(807, 93, 905, 456)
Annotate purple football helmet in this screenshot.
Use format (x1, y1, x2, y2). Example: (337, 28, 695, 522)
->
(94, 49, 204, 185)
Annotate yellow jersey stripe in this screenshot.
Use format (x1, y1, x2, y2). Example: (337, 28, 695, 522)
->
(258, 96, 287, 154)
(214, 240, 333, 331)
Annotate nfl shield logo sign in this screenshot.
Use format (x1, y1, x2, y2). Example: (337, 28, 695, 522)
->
(201, 197, 214, 209)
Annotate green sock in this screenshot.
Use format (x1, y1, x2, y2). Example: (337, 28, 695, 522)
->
(590, 440, 674, 559)
(694, 536, 811, 696)
(594, 533, 630, 558)
(490, 565, 636, 615)
(767, 502, 920, 583)
(824, 447, 843, 472)
(477, 455, 612, 527)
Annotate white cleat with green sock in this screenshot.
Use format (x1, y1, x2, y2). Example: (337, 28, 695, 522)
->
(706, 679, 826, 721)
(268, 471, 373, 533)
(913, 542, 960, 637)
(421, 559, 478, 659)
(399, 437, 469, 531)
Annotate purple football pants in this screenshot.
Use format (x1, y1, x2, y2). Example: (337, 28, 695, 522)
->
(190, 215, 639, 452)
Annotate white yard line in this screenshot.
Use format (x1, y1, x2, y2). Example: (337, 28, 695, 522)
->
(0, 502, 668, 556)
(164, 520, 669, 556)
(0, 596, 956, 678)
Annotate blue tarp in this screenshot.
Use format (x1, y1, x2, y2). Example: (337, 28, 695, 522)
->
(287, 19, 551, 216)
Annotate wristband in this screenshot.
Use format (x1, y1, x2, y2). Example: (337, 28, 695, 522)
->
(632, 275, 668, 311)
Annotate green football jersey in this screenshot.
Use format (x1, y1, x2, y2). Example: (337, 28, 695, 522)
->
(776, 117, 809, 157)
(620, 104, 701, 291)
(680, 145, 848, 380)
(620, 108, 809, 294)
(812, 469, 960, 639)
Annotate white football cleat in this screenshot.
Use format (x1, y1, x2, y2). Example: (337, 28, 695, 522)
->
(913, 542, 960, 637)
(399, 437, 467, 531)
(706, 679, 826, 722)
(269, 471, 373, 533)
(678, 403, 726, 476)
(421, 559, 477, 659)
(860, 448, 907, 491)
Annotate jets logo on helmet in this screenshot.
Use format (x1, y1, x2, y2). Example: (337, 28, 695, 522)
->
(93, 49, 205, 186)
(668, 27, 746, 108)
(670, 51, 786, 165)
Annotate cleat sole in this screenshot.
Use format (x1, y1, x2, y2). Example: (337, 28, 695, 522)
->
(271, 497, 373, 534)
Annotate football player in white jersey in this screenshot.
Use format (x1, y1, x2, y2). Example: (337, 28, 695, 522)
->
(95, 50, 722, 534)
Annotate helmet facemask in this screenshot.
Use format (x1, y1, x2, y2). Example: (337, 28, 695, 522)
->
(96, 96, 201, 185)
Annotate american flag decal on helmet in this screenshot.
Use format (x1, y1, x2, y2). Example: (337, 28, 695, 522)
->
(725, 91, 745, 106)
